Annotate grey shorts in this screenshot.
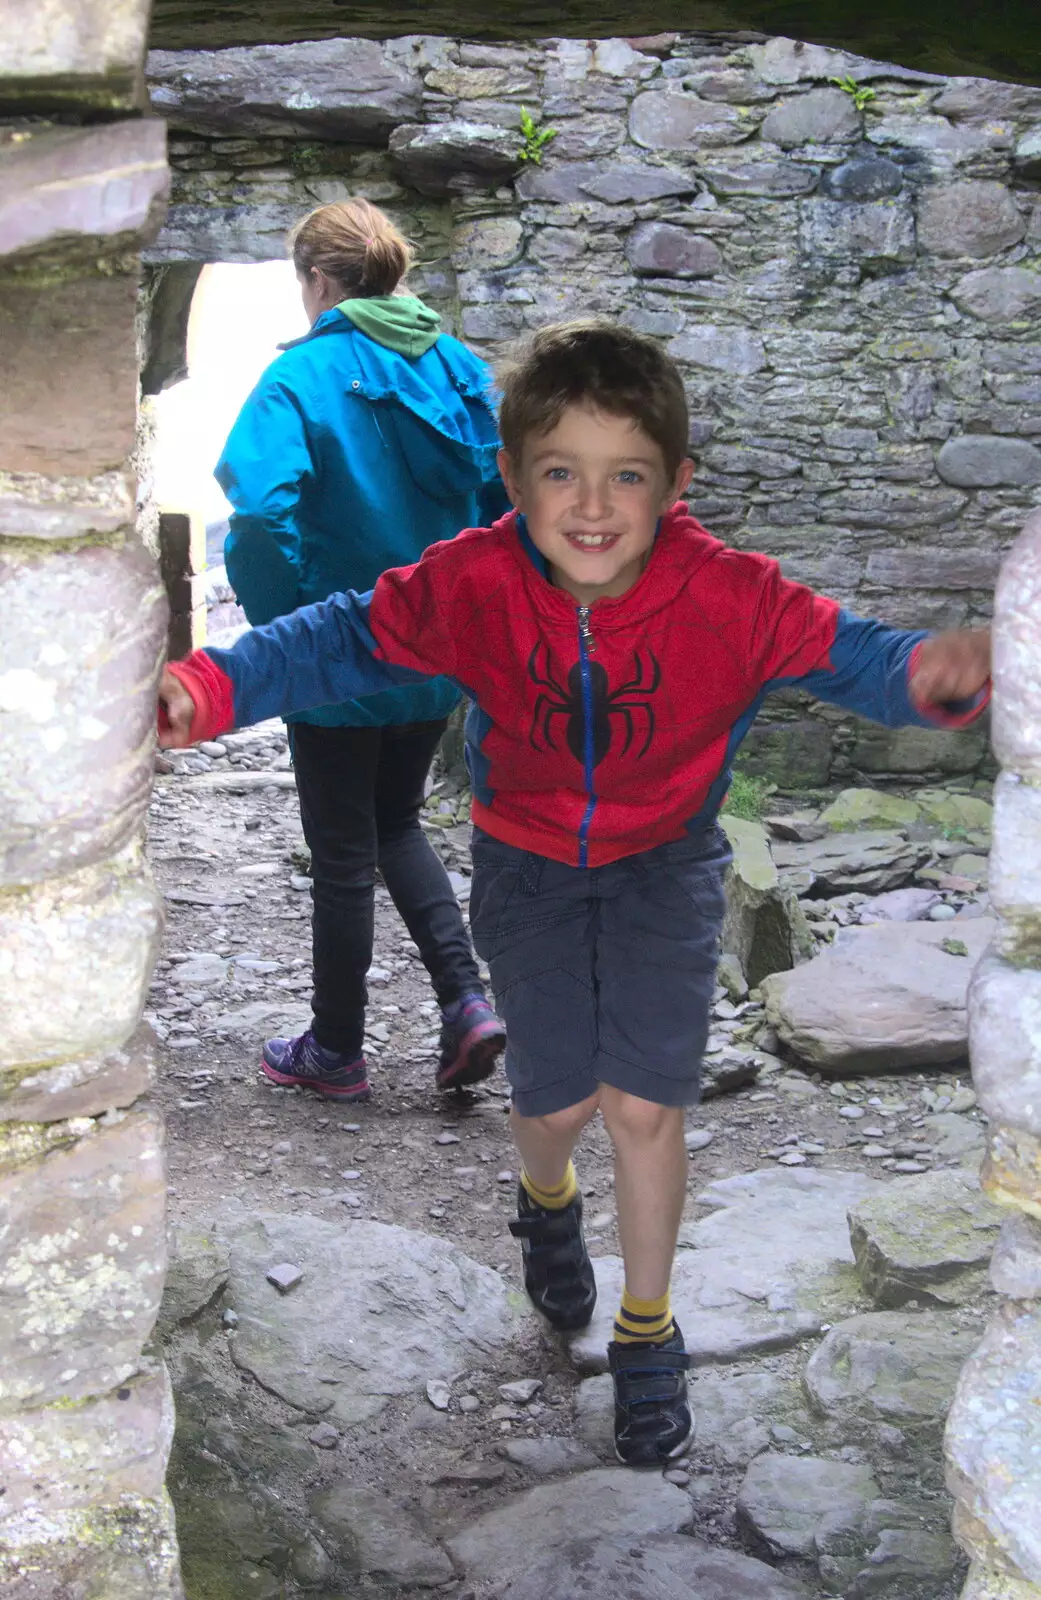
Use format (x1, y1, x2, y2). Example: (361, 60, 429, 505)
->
(468, 826, 731, 1117)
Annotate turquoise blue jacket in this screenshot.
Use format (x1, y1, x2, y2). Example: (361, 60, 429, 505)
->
(215, 307, 508, 726)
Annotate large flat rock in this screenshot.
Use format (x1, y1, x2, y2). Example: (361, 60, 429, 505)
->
(849, 1167, 1003, 1307)
(805, 1310, 985, 1443)
(446, 1469, 689, 1584)
(761, 918, 994, 1072)
(499, 1533, 813, 1599)
(571, 1168, 877, 1372)
(225, 1215, 531, 1424)
(771, 831, 932, 896)
(737, 1453, 880, 1557)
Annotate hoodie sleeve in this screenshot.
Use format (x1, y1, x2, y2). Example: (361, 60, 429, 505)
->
(751, 561, 988, 728)
(215, 375, 314, 625)
(163, 545, 464, 737)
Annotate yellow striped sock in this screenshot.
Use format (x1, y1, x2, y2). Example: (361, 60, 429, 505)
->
(613, 1288, 674, 1345)
(521, 1161, 578, 1211)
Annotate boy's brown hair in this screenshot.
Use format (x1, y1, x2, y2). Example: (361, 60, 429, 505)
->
(497, 319, 690, 475)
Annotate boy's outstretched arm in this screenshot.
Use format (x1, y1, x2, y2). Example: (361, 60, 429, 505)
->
(750, 563, 991, 729)
(158, 554, 461, 748)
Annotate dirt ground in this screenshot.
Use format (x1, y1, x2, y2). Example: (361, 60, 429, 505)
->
(147, 726, 982, 1598)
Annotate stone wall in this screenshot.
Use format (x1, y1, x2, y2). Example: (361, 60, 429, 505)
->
(0, 6, 184, 1595)
(147, 31, 1041, 786)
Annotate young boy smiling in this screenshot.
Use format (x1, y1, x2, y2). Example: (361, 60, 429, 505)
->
(160, 321, 990, 1466)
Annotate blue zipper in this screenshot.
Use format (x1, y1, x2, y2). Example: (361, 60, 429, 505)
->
(576, 605, 597, 869)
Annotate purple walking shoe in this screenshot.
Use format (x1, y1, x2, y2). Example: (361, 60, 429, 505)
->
(261, 1030, 371, 1101)
(436, 992, 506, 1091)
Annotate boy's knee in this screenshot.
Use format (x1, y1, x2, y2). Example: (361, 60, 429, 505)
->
(600, 1086, 681, 1144)
(514, 1094, 598, 1141)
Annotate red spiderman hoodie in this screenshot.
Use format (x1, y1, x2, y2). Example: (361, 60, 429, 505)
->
(166, 505, 986, 869)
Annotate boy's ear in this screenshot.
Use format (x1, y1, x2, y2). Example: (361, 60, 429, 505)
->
(497, 447, 523, 510)
(669, 456, 696, 503)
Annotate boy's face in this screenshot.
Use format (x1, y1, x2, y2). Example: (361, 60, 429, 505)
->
(498, 403, 693, 606)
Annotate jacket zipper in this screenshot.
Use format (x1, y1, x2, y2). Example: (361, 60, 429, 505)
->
(576, 605, 597, 869)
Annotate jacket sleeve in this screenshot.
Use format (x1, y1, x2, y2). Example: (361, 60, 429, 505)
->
(752, 562, 989, 728)
(165, 548, 463, 738)
(215, 376, 315, 625)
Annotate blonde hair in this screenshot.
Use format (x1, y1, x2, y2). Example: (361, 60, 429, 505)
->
(288, 199, 412, 298)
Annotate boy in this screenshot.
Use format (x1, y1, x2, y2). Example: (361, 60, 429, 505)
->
(160, 321, 990, 1467)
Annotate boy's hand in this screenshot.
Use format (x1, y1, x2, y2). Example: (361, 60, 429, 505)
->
(910, 628, 991, 708)
(158, 667, 198, 748)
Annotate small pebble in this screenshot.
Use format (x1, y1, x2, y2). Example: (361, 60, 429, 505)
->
(340, 1170, 361, 1180)
(499, 1379, 542, 1405)
(222, 1308, 239, 1328)
(497, 1170, 514, 1183)
(891, 1160, 927, 1173)
(273, 1141, 292, 1155)
(198, 740, 227, 758)
(340, 1124, 361, 1133)
(663, 1468, 690, 1487)
(307, 1422, 340, 1449)
(289, 874, 312, 892)
(684, 1129, 714, 1152)
(266, 1262, 303, 1294)
(929, 903, 957, 921)
(862, 1126, 886, 1139)
(777, 1151, 807, 1166)
(861, 1145, 893, 1160)
(459, 1394, 481, 1414)
(838, 1106, 865, 1120)
(340, 1194, 362, 1208)
(436, 1132, 461, 1146)
(426, 1380, 451, 1411)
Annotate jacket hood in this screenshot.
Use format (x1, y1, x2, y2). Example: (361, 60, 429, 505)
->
(337, 295, 441, 358)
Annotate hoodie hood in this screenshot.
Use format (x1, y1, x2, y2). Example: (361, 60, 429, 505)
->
(337, 295, 441, 358)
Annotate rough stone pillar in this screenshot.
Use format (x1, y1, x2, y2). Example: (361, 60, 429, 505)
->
(0, 8, 184, 1595)
(945, 507, 1041, 1600)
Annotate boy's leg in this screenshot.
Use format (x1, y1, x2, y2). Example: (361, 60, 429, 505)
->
(373, 721, 504, 1089)
(600, 1087, 687, 1320)
(595, 829, 731, 1465)
(260, 722, 379, 1100)
(467, 831, 601, 1330)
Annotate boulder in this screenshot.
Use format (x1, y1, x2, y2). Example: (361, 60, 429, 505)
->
(148, 39, 420, 138)
(389, 121, 520, 196)
(989, 1211, 1041, 1300)
(309, 1484, 453, 1588)
(157, 1226, 230, 1334)
(446, 1469, 689, 1583)
(761, 87, 861, 148)
(849, 1167, 1003, 1307)
(918, 182, 1026, 258)
(937, 437, 1041, 489)
(761, 917, 994, 1073)
(770, 831, 932, 898)
(857, 888, 941, 923)
(951, 266, 1041, 324)
(570, 1167, 877, 1374)
(626, 221, 721, 277)
(629, 89, 749, 149)
(224, 1214, 531, 1424)
(804, 1310, 984, 1442)
(500, 1534, 813, 1599)
(720, 816, 814, 988)
(818, 788, 921, 831)
(737, 1453, 880, 1557)
(945, 1303, 1041, 1587)
(736, 719, 833, 788)
(916, 792, 993, 832)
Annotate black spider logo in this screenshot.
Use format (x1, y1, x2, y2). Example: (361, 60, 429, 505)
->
(528, 644, 661, 769)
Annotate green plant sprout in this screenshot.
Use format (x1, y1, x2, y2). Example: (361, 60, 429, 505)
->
(722, 772, 775, 821)
(830, 75, 877, 112)
(517, 107, 557, 165)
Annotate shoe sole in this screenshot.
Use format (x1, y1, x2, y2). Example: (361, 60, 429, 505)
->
(259, 1057, 372, 1101)
(614, 1414, 696, 1469)
(436, 1020, 506, 1091)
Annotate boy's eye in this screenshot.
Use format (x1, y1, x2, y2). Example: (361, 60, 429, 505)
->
(545, 466, 572, 481)
(617, 470, 644, 485)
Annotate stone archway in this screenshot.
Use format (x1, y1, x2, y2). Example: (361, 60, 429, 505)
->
(2, 6, 1040, 1598)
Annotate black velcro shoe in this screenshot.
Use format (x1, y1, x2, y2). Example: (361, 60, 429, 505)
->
(608, 1323, 694, 1467)
(507, 1184, 597, 1332)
